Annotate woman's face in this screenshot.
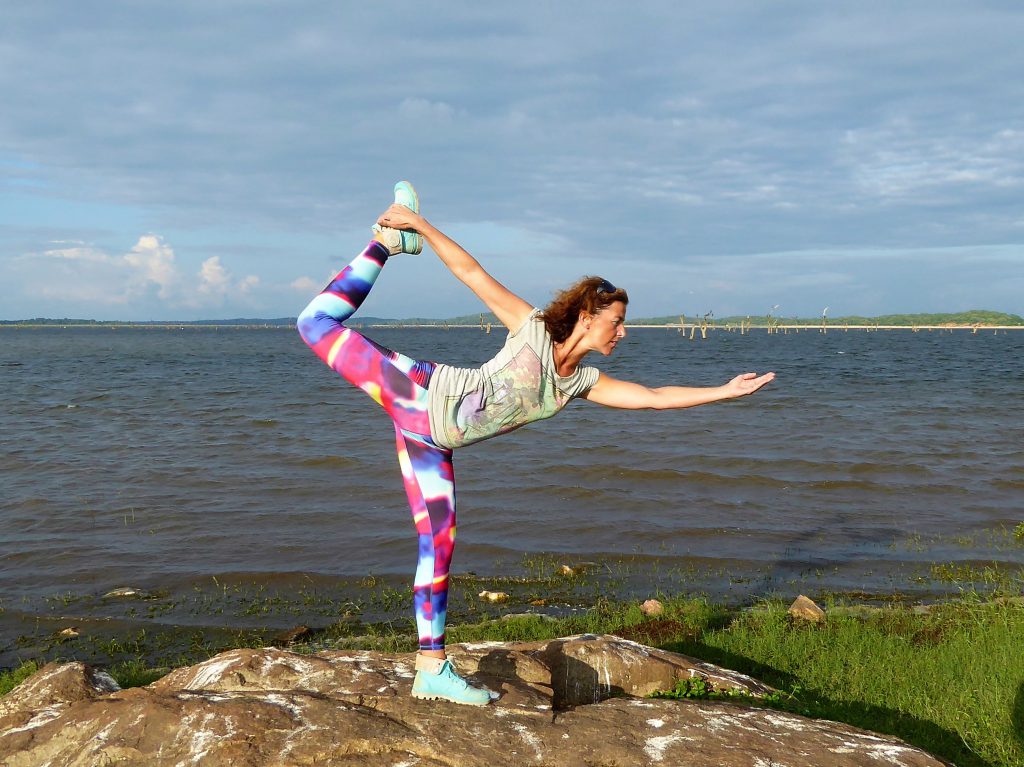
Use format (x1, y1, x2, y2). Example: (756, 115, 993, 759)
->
(583, 300, 627, 355)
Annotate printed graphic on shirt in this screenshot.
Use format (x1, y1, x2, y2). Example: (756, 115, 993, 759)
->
(447, 344, 569, 446)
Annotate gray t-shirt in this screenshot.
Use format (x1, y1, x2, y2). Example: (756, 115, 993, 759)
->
(427, 309, 600, 449)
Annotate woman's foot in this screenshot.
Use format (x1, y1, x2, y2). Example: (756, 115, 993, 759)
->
(373, 180, 423, 255)
(411, 654, 493, 706)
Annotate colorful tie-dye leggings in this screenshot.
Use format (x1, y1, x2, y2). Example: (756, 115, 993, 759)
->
(296, 240, 454, 651)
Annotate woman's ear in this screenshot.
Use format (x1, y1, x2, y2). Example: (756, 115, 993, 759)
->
(578, 310, 592, 330)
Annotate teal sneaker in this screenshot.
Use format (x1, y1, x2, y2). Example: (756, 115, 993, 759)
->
(393, 180, 419, 214)
(411, 656, 493, 706)
(372, 180, 423, 255)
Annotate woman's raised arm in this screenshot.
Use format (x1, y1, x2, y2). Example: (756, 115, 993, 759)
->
(377, 204, 533, 332)
(582, 371, 775, 410)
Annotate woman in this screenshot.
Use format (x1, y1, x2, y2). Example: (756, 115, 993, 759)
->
(297, 182, 775, 706)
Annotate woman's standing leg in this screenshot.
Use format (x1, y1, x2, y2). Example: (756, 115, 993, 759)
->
(394, 427, 456, 652)
(397, 427, 492, 706)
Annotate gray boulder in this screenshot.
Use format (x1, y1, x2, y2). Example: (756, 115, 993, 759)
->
(0, 633, 951, 766)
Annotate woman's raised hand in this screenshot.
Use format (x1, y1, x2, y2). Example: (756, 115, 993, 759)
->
(377, 204, 424, 232)
(723, 371, 776, 398)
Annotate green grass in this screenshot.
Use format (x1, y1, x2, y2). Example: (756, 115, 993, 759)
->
(0, 660, 38, 696)
(107, 658, 170, 688)
(446, 596, 726, 644)
(663, 599, 1024, 767)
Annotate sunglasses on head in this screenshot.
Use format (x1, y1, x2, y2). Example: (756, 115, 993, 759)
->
(596, 279, 617, 295)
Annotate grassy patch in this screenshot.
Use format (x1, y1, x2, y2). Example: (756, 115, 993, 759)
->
(0, 661, 38, 696)
(107, 659, 170, 688)
(662, 599, 1024, 767)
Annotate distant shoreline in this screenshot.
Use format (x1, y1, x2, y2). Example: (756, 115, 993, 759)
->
(2, 322, 1022, 331)
(3, 308, 1022, 330)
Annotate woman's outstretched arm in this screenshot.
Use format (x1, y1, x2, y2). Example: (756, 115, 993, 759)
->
(581, 371, 775, 410)
(377, 204, 533, 332)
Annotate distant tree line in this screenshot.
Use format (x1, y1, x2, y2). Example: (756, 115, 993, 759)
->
(3, 310, 1022, 327)
(629, 310, 1024, 327)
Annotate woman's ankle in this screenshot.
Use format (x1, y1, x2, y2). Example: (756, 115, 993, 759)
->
(415, 653, 447, 674)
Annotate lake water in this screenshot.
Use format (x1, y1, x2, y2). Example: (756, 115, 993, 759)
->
(1, 324, 1022, 663)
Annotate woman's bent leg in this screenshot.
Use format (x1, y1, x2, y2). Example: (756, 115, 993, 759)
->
(394, 426, 456, 651)
(297, 240, 389, 336)
(297, 240, 434, 434)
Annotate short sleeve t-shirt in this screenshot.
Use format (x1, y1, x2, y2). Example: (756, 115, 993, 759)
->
(427, 309, 600, 449)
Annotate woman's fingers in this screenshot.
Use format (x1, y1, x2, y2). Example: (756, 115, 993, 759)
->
(730, 371, 775, 396)
(378, 204, 421, 230)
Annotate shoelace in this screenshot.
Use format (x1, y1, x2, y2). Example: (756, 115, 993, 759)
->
(441, 663, 469, 689)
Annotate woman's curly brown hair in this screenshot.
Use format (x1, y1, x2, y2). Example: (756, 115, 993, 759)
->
(539, 276, 629, 343)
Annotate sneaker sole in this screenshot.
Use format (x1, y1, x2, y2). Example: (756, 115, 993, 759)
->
(410, 690, 491, 706)
(393, 180, 422, 254)
(394, 180, 419, 213)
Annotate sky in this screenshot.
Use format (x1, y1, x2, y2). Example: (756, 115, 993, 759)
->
(2, 2, 1023, 321)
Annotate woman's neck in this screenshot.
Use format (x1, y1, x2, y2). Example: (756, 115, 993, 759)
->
(552, 334, 589, 376)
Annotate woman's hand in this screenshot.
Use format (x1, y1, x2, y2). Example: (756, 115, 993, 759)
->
(377, 204, 425, 233)
(723, 371, 776, 398)
(377, 204, 534, 332)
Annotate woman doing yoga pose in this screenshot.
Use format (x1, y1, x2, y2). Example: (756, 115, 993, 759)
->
(297, 182, 775, 706)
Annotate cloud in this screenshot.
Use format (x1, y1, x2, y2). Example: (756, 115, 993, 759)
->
(198, 256, 230, 297)
(21, 235, 184, 306)
(398, 97, 457, 124)
(196, 255, 261, 304)
(42, 244, 111, 264)
(290, 276, 320, 293)
(3, 235, 265, 317)
(840, 121, 1024, 201)
(124, 235, 179, 299)
(239, 274, 260, 294)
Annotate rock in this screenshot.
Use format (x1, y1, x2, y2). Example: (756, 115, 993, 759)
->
(271, 625, 317, 647)
(0, 634, 950, 767)
(788, 594, 826, 623)
(641, 599, 664, 616)
(479, 589, 510, 602)
(102, 587, 149, 599)
(500, 612, 557, 622)
(523, 634, 774, 707)
(0, 662, 119, 736)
